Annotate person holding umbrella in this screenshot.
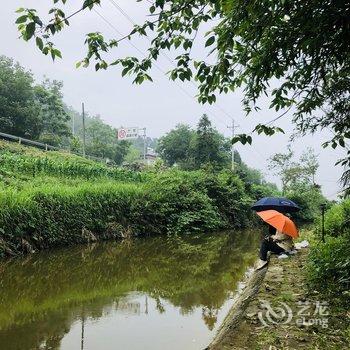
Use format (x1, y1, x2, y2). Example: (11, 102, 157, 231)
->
(251, 197, 300, 270)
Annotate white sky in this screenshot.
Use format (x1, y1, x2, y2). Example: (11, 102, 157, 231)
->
(0, 0, 346, 199)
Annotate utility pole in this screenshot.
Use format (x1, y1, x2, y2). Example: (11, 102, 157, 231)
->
(82, 102, 86, 157)
(320, 203, 326, 243)
(227, 119, 239, 171)
(72, 112, 75, 135)
(142, 127, 147, 162)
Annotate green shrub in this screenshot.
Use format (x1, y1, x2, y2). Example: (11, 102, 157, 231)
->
(143, 169, 254, 232)
(249, 183, 280, 201)
(308, 234, 350, 303)
(320, 199, 350, 237)
(0, 169, 258, 257)
(0, 182, 145, 255)
(204, 170, 253, 228)
(141, 170, 223, 235)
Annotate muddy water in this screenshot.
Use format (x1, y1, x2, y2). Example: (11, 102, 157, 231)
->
(0, 231, 259, 350)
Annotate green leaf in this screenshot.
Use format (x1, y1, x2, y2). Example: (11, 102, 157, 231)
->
(232, 135, 242, 144)
(16, 15, 27, 24)
(25, 22, 36, 41)
(36, 37, 43, 50)
(122, 68, 129, 77)
(54, 49, 62, 59)
(205, 36, 215, 47)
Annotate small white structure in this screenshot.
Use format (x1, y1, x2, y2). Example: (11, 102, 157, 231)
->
(143, 148, 158, 166)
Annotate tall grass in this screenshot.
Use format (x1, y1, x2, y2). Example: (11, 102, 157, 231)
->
(0, 169, 255, 257)
(0, 182, 145, 255)
(308, 234, 350, 303)
(321, 199, 350, 237)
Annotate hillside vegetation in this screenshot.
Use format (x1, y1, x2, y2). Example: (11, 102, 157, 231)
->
(0, 140, 275, 257)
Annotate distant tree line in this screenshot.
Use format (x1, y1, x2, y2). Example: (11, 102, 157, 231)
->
(0, 54, 277, 197)
(0, 55, 254, 174)
(156, 115, 279, 196)
(0, 55, 156, 165)
(157, 115, 234, 170)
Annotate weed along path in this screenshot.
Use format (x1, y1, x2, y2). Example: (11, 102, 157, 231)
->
(0, 231, 260, 350)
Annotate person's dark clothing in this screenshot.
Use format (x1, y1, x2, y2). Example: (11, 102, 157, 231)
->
(259, 237, 286, 261)
(268, 225, 277, 236)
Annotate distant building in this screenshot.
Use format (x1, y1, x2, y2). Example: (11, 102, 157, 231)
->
(143, 148, 158, 166)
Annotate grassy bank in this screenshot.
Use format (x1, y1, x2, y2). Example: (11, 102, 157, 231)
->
(210, 241, 350, 349)
(208, 203, 350, 349)
(0, 140, 264, 257)
(307, 199, 350, 306)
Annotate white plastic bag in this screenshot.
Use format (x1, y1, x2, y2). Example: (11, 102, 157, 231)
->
(295, 240, 309, 250)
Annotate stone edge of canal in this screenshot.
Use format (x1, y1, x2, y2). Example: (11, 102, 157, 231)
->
(206, 260, 267, 350)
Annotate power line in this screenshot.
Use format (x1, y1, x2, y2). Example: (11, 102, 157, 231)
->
(106, 0, 236, 127)
(106, 0, 276, 167)
(109, 0, 244, 125)
(130, 0, 348, 174)
(43, 0, 289, 158)
(49, 0, 101, 29)
(108, 0, 136, 24)
(93, 7, 229, 127)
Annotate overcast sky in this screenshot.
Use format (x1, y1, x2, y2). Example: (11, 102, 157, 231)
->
(1, 1, 346, 199)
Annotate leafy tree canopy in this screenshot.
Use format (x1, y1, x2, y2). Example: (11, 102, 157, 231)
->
(269, 146, 328, 222)
(0, 56, 41, 138)
(157, 115, 231, 169)
(0, 55, 131, 164)
(0, 56, 71, 144)
(192, 114, 230, 168)
(35, 79, 71, 145)
(157, 124, 195, 166)
(269, 147, 320, 194)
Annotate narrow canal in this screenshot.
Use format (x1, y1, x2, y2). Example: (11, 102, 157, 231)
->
(0, 231, 259, 350)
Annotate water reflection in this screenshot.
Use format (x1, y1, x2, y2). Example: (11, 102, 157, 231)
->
(0, 231, 259, 350)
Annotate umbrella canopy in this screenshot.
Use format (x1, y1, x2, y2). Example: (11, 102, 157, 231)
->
(251, 197, 300, 213)
(256, 210, 299, 238)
